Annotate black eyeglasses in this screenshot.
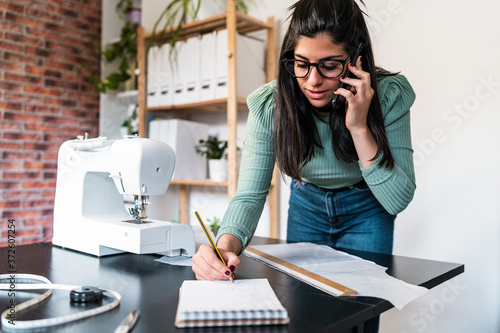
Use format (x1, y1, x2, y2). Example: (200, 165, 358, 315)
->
(282, 57, 350, 79)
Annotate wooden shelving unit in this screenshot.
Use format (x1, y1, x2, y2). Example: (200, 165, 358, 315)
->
(137, 0, 280, 237)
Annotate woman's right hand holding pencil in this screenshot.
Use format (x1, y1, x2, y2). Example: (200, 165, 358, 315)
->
(192, 234, 241, 281)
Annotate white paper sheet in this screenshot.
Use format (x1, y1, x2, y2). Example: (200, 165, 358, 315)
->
(155, 255, 193, 266)
(245, 243, 428, 310)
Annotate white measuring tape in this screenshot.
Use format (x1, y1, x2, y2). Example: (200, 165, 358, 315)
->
(0, 274, 121, 331)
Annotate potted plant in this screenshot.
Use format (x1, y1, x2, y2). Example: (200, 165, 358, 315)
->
(207, 216, 221, 236)
(120, 104, 138, 136)
(117, 0, 142, 25)
(195, 135, 228, 182)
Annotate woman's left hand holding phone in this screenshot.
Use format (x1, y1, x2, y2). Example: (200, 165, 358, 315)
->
(334, 56, 374, 133)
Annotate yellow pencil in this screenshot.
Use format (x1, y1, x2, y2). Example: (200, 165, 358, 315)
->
(194, 211, 234, 282)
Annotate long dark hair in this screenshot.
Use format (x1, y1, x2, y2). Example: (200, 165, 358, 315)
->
(274, 0, 396, 180)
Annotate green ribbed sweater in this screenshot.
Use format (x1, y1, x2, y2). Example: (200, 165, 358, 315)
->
(217, 75, 416, 250)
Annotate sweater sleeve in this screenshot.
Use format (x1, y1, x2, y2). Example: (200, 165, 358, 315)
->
(216, 82, 277, 251)
(359, 75, 417, 215)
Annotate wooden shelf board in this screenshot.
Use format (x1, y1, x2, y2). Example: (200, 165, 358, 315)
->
(171, 179, 229, 186)
(171, 179, 278, 188)
(143, 11, 272, 43)
(145, 97, 247, 114)
(235, 12, 273, 33)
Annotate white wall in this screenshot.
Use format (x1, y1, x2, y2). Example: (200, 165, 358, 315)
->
(143, 1, 500, 332)
(363, 1, 500, 332)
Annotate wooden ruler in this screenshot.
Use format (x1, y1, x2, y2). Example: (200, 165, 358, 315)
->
(245, 246, 357, 296)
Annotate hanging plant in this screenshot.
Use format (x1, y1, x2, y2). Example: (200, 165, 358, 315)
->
(82, 0, 139, 93)
(149, 0, 253, 58)
(98, 20, 138, 93)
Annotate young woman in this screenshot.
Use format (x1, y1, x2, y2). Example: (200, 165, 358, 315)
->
(192, 0, 416, 282)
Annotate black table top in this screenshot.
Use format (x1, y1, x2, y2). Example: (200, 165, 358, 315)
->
(0, 238, 464, 333)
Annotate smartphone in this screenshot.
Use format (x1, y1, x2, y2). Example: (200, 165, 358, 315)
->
(332, 42, 364, 109)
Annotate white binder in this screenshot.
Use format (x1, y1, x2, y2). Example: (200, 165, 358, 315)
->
(199, 32, 217, 102)
(172, 37, 201, 105)
(214, 29, 229, 99)
(159, 43, 174, 107)
(215, 30, 266, 99)
(183, 36, 201, 104)
(147, 45, 162, 107)
(149, 117, 162, 140)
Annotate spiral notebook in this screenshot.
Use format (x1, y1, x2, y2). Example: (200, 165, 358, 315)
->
(174, 278, 289, 328)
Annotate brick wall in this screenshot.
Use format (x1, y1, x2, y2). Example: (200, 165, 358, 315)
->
(0, 0, 102, 246)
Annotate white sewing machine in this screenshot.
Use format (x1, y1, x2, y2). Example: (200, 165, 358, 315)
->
(52, 134, 195, 257)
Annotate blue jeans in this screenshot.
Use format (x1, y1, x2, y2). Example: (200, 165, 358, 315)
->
(287, 179, 395, 254)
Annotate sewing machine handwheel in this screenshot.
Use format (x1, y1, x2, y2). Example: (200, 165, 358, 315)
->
(70, 286, 103, 303)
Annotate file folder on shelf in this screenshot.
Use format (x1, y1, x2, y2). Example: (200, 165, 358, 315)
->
(159, 43, 174, 107)
(200, 32, 217, 102)
(215, 30, 266, 99)
(172, 38, 201, 105)
(147, 45, 162, 107)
